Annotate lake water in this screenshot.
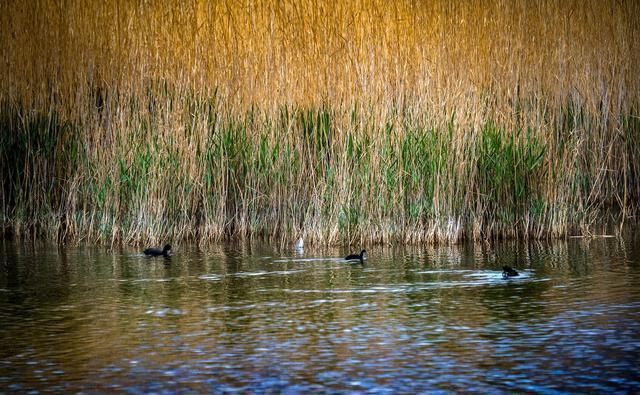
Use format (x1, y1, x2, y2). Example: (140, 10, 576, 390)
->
(1, 236, 640, 394)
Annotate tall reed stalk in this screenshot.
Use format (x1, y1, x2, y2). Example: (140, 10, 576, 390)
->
(1, 0, 639, 245)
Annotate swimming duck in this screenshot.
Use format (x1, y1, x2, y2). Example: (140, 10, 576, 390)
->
(144, 244, 172, 257)
(345, 249, 367, 262)
(502, 265, 519, 278)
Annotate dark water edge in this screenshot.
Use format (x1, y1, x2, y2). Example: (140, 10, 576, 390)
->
(1, 236, 640, 394)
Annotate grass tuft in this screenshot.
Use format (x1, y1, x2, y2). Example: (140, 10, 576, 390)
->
(1, 1, 639, 245)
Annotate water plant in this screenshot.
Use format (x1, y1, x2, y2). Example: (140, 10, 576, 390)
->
(0, 0, 638, 245)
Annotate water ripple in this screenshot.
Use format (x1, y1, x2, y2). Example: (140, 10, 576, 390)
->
(1, 239, 639, 393)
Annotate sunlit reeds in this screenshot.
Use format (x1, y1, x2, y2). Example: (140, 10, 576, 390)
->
(1, 0, 638, 245)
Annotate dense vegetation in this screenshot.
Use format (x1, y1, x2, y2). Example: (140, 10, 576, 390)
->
(1, 1, 639, 245)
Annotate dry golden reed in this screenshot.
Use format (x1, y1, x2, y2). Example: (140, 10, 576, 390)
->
(1, 0, 639, 245)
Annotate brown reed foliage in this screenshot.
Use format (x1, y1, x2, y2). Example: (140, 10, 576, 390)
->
(1, 0, 639, 245)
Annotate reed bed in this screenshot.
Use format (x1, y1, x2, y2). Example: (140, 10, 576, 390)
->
(1, 0, 639, 245)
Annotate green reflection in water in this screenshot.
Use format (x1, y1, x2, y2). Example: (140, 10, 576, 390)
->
(1, 237, 639, 393)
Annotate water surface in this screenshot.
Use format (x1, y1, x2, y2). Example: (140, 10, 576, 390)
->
(1, 237, 639, 393)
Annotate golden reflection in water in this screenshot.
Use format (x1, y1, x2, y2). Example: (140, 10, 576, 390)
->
(0, 237, 639, 392)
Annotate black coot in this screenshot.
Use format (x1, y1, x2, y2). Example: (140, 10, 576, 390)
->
(502, 265, 519, 278)
(144, 244, 172, 257)
(345, 249, 367, 262)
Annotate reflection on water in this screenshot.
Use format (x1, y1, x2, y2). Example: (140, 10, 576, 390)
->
(1, 238, 640, 393)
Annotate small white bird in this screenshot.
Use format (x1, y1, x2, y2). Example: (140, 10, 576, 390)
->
(294, 236, 304, 250)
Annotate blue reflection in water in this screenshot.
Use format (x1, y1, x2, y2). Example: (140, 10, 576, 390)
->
(0, 239, 639, 393)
